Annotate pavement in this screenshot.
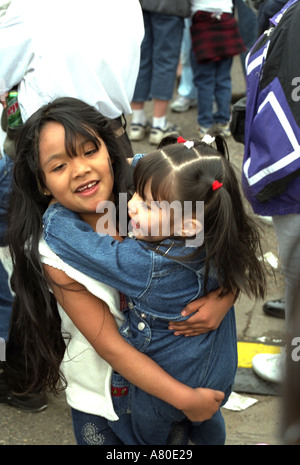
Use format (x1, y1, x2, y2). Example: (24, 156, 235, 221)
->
(0, 56, 287, 446)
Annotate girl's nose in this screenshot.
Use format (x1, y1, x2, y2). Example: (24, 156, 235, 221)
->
(71, 157, 91, 177)
(128, 193, 142, 215)
(128, 201, 137, 215)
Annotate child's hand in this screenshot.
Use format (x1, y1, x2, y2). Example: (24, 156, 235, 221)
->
(182, 387, 225, 422)
(169, 288, 236, 336)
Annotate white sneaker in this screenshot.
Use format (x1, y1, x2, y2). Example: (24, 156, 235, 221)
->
(129, 121, 151, 141)
(149, 122, 180, 145)
(252, 352, 285, 384)
(170, 96, 197, 113)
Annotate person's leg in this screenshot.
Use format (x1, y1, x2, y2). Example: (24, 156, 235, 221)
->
(129, 11, 153, 141)
(150, 13, 184, 103)
(130, 389, 186, 445)
(109, 368, 187, 445)
(191, 54, 216, 132)
(272, 214, 300, 336)
(171, 18, 197, 112)
(71, 408, 124, 445)
(214, 57, 233, 125)
(252, 214, 300, 384)
(189, 410, 226, 445)
(177, 19, 197, 100)
(126, 310, 236, 445)
(131, 10, 153, 104)
(147, 12, 183, 144)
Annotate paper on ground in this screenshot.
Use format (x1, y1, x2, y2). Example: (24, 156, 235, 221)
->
(222, 391, 258, 411)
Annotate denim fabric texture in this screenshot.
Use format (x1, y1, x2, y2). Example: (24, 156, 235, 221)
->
(133, 11, 184, 101)
(0, 152, 13, 246)
(71, 407, 124, 445)
(0, 152, 14, 340)
(191, 54, 233, 127)
(43, 203, 237, 445)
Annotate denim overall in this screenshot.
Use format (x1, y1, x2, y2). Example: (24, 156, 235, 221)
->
(109, 266, 237, 445)
(43, 203, 238, 445)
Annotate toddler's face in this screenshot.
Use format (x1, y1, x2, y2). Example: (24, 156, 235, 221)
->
(127, 183, 175, 242)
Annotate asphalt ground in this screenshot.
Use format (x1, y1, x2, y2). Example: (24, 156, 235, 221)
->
(0, 56, 287, 447)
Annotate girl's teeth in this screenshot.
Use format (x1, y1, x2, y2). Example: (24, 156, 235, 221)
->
(77, 182, 96, 192)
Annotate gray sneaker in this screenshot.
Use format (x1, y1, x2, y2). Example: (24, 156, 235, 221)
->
(149, 122, 180, 145)
(170, 96, 197, 113)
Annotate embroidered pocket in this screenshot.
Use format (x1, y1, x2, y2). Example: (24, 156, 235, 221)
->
(111, 372, 132, 415)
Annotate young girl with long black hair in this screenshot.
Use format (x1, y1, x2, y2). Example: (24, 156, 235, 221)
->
(6, 97, 234, 445)
(33, 98, 266, 445)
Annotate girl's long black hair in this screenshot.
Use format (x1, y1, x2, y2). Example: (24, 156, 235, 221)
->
(6, 97, 133, 394)
(134, 133, 267, 300)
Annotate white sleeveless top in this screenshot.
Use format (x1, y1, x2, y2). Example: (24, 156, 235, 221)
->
(39, 238, 124, 420)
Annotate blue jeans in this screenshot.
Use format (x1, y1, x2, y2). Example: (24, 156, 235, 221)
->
(192, 55, 233, 127)
(71, 408, 190, 446)
(177, 19, 197, 100)
(71, 408, 124, 445)
(0, 152, 14, 341)
(133, 11, 184, 101)
(109, 308, 237, 445)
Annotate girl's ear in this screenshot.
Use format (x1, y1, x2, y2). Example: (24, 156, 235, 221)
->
(43, 188, 52, 196)
(181, 218, 203, 237)
(36, 176, 51, 196)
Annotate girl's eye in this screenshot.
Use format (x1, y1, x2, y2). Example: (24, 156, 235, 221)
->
(84, 146, 97, 157)
(52, 163, 66, 172)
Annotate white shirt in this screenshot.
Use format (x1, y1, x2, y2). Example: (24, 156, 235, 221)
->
(190, 0, 233, 16)
(39, 237, 124, 419)
(0, 0, 144, 121)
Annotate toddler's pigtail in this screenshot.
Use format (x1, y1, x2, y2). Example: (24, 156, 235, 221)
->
(157, 135, 179, 148)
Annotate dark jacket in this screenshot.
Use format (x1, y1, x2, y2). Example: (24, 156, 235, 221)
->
(242, 0, 300, 216)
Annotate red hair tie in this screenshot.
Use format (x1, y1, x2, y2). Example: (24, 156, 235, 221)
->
(212, 180, 223, 191)
(177, 136, 186, 143)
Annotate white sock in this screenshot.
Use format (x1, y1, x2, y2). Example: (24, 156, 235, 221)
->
(131, 109, 146, 125)
(152, 116, 167, 129)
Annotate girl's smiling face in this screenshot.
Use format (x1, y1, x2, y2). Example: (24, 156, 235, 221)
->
(39, 121, 115, 226)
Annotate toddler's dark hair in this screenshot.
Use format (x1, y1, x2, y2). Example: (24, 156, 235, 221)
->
(133, 132, 267, 300)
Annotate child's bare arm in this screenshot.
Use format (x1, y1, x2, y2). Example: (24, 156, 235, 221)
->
(45, 265, 224, 421)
